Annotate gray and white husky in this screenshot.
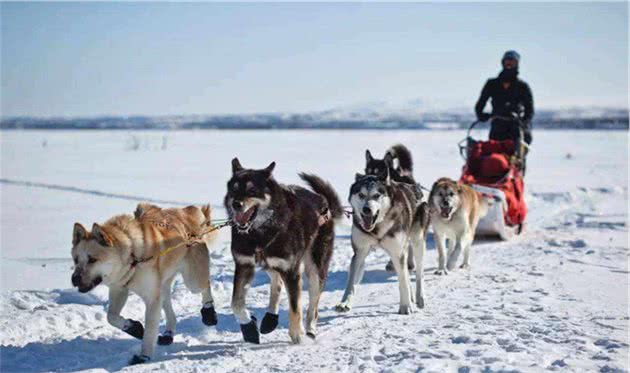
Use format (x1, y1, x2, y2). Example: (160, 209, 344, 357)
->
(335, 172, 430, 314)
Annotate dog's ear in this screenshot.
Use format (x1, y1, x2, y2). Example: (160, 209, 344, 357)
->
(385, 166, 391, 186)
(91, 223, 113, 247)
(457, 182, 464, 194)
(383, 152, 394, 168)
(355, 173, 364, 182)
(428, 181, 439, 203)
(134, 202, 158, 219)
(263, 161, 276, 178)
(232, 158, 243, 174)
(365, 150, 373, 164)
(73, 223, 88, 246)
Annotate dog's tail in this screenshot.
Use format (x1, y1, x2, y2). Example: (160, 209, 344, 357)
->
(387, 144, 413, 176)
(299, 173, 343, 220)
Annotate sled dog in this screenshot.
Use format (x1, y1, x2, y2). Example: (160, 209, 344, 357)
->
(365, 144, 422, 271)
(336, 172, 430, 314)
(71, 203, 218, 365)
(428, 177, 489, 274)
(224, 158, 342, 344)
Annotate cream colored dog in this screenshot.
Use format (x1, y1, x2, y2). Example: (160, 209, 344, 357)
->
(71, 203, 217, 365)
(429, 178, 488, 274)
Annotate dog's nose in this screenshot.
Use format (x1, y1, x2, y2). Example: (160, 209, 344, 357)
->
(232, 200, 243, 210)
(71, 272, 81, 287)
(362, 206, 372, 215)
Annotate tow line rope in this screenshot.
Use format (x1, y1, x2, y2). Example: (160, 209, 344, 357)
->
(131, 219, 234, 267)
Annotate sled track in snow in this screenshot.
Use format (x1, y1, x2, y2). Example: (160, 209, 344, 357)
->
(0, 178, 225, 209)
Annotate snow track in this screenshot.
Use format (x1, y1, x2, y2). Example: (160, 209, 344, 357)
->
(1, 130, 627, 372)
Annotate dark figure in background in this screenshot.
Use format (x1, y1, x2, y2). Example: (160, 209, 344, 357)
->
(475, 50, 534, 145)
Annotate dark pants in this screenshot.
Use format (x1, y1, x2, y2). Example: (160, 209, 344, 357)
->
(489, 119, 532, 145)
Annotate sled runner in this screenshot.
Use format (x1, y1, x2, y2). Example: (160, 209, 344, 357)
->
(458, 117, 528, 239)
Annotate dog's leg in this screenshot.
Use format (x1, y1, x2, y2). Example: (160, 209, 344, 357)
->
(304, 263, 322, 339)
(107, 286, 141, 338)
(158, 277, 176, 346)
(382, 235, 415, 315)
(182, 242, 217, 326)
(129, 295, 161, 365)
(411, 231, 427, 309)
(232, 262, 259, 344)
(335, 243, 369, 313)
(407, 244, 416, 270)
(434, 233, 448, 275)
(200, 286, 218, 326)
(283, 270, 303, 344)
(446, 236, 462, 271)
(260, 270, 282, 334)
(460, 231, 473, 269)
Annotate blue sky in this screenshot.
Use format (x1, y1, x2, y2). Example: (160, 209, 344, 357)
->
(1, 2, 627, 117)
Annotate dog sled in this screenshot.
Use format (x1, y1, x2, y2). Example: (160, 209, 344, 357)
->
(458, 116, 528, 239)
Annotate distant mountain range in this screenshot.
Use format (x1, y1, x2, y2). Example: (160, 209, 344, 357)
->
(1, 104, 627, 130)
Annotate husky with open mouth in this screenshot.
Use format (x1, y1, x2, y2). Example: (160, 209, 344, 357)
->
(364, 144, 423, 272)
(336, 171, 430, 314)
(224, 158, 342, 344)
(428, 177, 489, 274)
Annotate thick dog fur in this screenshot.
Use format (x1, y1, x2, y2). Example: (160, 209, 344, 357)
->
(336, 173, 430, 314)
(224, 158, 342, 344)
(365, 144, 421, 270)
(428, 178, 489, 274)
(71, 203, 217, 364)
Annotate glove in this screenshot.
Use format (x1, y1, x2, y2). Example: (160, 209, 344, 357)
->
(478, 113, 491, 122)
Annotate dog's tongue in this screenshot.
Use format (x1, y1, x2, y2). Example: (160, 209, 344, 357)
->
(234, 207, 255, 225)
(440, 207, 451, 218)
(361, 214, 374, 229)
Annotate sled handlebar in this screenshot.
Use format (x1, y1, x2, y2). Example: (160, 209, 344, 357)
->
(461, 115, 529, 160)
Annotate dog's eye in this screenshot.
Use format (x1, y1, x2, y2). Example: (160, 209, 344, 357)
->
(358, 193, 366, 199)
(372, 193, 380, 199)
(87, 256, 97, 264)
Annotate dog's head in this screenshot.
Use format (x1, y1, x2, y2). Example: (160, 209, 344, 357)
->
(364, 149, 394, 180)
(429, 177, 463, 221)
(71, 223, 120, 293)
(224, 158, 276, 233)
(349, 173, 392, 232)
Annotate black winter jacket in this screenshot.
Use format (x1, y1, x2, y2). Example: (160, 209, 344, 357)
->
(475, 77, 534, 125)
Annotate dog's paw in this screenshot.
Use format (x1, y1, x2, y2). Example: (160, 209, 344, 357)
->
(157, 330, 173, 345)
(201, 304, 218, 326)
(416, 297, 425, 309)
(240, 316, 260, 344)
(128, 354, 150, 365)
(306, 331, 316, 340)
(398, 304, 416, 315)
(460, 263, 470, 269)
(434, 269, 448, 276)
(123, 319, 144, 340)
(334, 303, 352, 313)
(289, 332, 302, 344)
(260, 312, 279, 334)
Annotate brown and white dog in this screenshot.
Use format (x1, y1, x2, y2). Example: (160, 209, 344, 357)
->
(71, 203, 218, 365)
(428, 178, 488, 274)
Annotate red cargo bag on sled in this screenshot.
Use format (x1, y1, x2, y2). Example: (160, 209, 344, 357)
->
(460, 139, 527, 238)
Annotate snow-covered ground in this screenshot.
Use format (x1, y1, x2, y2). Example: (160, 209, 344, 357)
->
(1, 130, 628, 372)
